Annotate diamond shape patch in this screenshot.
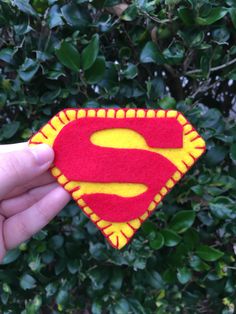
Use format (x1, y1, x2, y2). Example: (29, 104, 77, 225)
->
(29, 108, 206, 249)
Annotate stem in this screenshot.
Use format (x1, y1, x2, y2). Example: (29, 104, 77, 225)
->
(186, 57, 236, 76)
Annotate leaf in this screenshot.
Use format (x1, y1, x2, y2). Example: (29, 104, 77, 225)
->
(121, 4, 138, 21)
(230, 143, 236, 161)
(189, 255, 210, 272)
(55, 41, 80, 71)
(88, 267, 110, 289)
(47, 4, 64, 29)
(113, 298, 130, 314)
(209, 201, 236, 219)
(61, 3, 90, 28)
(49, 235, 64, 250)
(140, 41, 165, 64)
(12, 0, 37, 16)
(161, 229, 181, 247)
(196, 7, 228, 25)
(20, 274, 36, 290)
(2, 249, 20, 265)
(0, 48, 14, 63)
(2, 121, 20, 139)
(82, 34, 99, 70)
(169, 210, 196, 234)
(56, 289, 69, 306)
(150, 232, 165, 250)
(229, 8, 236, 29)
(177, 267, 192, 284)
(85, 56, 106, 84)
(205, 145, 227, 166)
(122, 63, 138, 79)
(178, 7, 195, 26)
(18, 58, 39, 82)
(196, 245, 224, 262)
(145, 271, 164, 289)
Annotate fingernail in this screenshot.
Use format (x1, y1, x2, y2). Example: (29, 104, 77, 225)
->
(31, 144, 54, 166)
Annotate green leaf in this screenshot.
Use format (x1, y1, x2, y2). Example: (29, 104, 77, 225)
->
(169, 210, 196, 234)
(49, 235, 64, 250)
(12, 0, 37, 16)
(140, 41, 165, 64)
(20, 274, 36, 290)
(205, 145, 227, 166)
(150, 232, 165, 250)
(18, 58, 39, 82)
(196, 245, 224, 262)
(189, 255, 210, 271)
(56, 289, 69, 306)
(55, 41, 80, 71)
(113, 298, 130, 314)
(196, 8, 228, 25)
(2, 249, 20, 265)
(110, 269, 123, 290)
(47, 4, 64, 29)
(0, 48, 14, 63)
(82, 34, 99, 70)
(229, 8, 236, 29)
(230, 143, 236, 161)
(177, 267, 192, 284)
(121, 4, 138, 21)
(61, 3, 90, 28)
(2, 121, 20, 139)
(161, 229, 181, 247)
(145, 271, 164, 289)
(85, 56, 106, 84)
(178, 7, 195, 26)
(122, 63, 138, 79)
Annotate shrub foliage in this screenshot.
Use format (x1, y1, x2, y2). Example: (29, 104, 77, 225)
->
(0, 0, 236, 313)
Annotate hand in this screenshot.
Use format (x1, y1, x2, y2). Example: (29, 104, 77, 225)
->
(0, 143, 71, 262)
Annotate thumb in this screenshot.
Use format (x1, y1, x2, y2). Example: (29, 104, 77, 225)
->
(0, 144, 54, 199)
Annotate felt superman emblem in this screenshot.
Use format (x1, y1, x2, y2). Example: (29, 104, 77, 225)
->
(29, 108, 206, 249)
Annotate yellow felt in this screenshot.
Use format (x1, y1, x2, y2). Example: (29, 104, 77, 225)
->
(116, 109, 125, 118)
(107, 109, 115, 118)
(66, 109, 77, 121)
(29, 108, 206, 250)
(77, 109, 86, 118)
(146, 110, 155, 118)
(137, 109, 145, 117)
(97, 109, 106, 118)
(167, 110, 178, 118)
(88, 109, 96, 117)
(126, 109, 135, 118)
(75, 182, 147, 197)
(59, 111, 69, 124)
(148, 202, 156, 211)
(90, 124, 203, 174)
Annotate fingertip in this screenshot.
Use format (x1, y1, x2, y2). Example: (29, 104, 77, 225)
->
(30, 144, 54, 166)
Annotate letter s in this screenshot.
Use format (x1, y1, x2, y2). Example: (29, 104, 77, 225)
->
(53, 117, 182, 222)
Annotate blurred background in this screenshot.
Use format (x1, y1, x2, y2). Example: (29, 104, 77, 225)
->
(0, 0, 236, 313)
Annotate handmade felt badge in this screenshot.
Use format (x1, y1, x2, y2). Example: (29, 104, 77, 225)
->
(29, 108, 206, 249)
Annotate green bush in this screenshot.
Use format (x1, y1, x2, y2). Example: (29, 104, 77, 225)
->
(1, 0, 236, 313)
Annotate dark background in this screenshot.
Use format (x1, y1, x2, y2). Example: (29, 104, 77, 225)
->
(0, 0, 236, 313)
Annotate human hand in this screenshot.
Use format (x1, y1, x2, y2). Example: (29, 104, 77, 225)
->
(0, 143, 71, 262)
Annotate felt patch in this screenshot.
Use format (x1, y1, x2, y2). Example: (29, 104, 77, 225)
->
(29, 108, 206, 249)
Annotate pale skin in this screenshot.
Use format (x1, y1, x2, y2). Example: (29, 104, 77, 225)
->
(0, 143, 71, 262)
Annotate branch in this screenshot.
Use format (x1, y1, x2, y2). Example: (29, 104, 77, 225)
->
(185, 57, 236, 76)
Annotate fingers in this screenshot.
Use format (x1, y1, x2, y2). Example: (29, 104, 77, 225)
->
(0, 216, 6, 262)
(4, 171, 55, 199)
(3, 186, 71, 250)
(0, 144, 54, 199)
(0, 182, 59, 218)
(0, 142, 28, 153)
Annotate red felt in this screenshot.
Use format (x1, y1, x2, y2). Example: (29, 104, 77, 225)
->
(53, 117, 182, 222)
